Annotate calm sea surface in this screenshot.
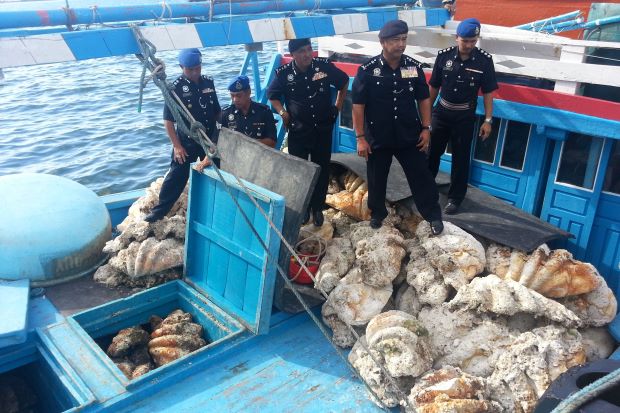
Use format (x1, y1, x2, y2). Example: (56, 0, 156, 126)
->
(0, 45, 277, 195)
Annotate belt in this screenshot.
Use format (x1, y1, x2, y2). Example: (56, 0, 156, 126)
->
(439, 98, 471, 111)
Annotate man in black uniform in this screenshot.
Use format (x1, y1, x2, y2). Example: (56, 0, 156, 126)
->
(267, 38, 349, 226)
(427, 18, 498, 215)
(222, 75, 277, 147)
(145, 48, 221, 222)
(352, 20, 443, 235)
(195, 75, 277, 172)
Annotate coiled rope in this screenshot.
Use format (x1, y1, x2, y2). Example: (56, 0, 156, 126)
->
(551, 368, 620, 413)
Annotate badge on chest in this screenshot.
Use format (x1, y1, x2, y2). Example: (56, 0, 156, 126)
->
(312, 71, 327, 81)
(400, 67, 418, 78)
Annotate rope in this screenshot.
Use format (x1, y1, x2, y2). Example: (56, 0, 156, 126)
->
(133, 26, 218, 159)
(551, 368, 620, 413)
(132, 27, 411, 410)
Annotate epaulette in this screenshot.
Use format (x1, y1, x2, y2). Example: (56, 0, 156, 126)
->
(476, 47, 493, 59)
(404, 56, 424, 68)
(313, 57, 331, 64)
(438, 46, 457, 55)
(275, 62, 292, 75)
(255, 102, 271, 111)
(222, 104, 232, 112)
(360, 56, 380, 71)
(201, 75, 214, 81)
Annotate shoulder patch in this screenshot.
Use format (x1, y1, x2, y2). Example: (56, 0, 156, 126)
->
(438, 46, 457, 55)
(360, 55, 380, 71)
(275, 62, 292, 75)
(404, 56, 423, 68)
(476, 47, 493, 59)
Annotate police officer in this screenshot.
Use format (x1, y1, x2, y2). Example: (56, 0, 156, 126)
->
(222, 75, 277, 147)
(267, 38, 349, 227)
(145, 48, 221, 222)
(352, 20, 443, 235)
(427, 18, 498, 215)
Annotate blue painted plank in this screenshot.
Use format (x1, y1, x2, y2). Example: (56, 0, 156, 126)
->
(186, 168, 284, 334)
(63, 31, 112, 60)
(190, 221, 263, 269)
(312, 16, 336, 36)
(222, 20, 254, 45)
(195, 22, 230, 47)
(290, 16, 318, 38)
(41, 322, 127, 401)
(492, 99, 620, 141)
(0, 279, 29, 348)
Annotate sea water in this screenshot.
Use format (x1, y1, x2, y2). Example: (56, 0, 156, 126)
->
(0, 45, 277, 195)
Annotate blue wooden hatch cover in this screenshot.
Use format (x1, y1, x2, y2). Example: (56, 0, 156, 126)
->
(185, 168, 285, 335)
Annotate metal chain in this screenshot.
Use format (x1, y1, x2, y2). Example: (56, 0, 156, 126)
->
(132, 27, 411, 410)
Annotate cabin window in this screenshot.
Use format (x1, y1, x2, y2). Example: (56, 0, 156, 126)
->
(603, 140, 620, 195)
(340, 95, 353, 130)
(473, 116, 500, 164)
(556, 133, 604, 190)
(500, 121, 530, 171)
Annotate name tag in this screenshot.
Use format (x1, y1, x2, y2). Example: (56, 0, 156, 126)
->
(312, 72, 327, 81)
(202, 88, 215, 93)
(400, 67, 418, 78)
(465, 68, 483, 74)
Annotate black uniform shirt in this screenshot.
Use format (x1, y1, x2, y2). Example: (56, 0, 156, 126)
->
(267, 57, 349, 133)
(429, 46, 498, 108)
(221, 101, 277, 141)
(351, 54, 430, 149)
(163, 74, 221, 141)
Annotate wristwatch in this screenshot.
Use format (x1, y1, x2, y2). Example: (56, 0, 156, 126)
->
(279, 109, 287, 116)
(484, 118, 493, 124)
(421, 125, 432, 131)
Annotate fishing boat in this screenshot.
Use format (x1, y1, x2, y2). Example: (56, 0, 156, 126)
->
(1, 1, 619, 412)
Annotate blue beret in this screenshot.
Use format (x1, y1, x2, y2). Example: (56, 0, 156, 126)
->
(457, 18, 481, 38)
(178, 48, 202, 67)
(378, 20, 408, 39)
(288, 38, 311, 53)
(228, 75, 250, 92)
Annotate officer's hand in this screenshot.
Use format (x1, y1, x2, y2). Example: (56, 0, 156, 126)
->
(330, 105, 339, 122)
(280, 111, 291, 129)
(357, 138, 372, 161)
(173, 145, 188, 164)
(417, 129, 431, 153)
(479, 122, 492, 140)
(194, 157, 212, 173)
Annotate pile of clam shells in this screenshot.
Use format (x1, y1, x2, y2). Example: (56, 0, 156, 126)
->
(307, 170, 618, 413)
(105, 310, 207, 379)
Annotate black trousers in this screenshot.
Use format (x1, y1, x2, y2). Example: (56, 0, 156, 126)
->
(151, 136, 206, 218)
(367, 146, 442, 223)
(428, 106, 476, 203)
(287, 127, 332, 212)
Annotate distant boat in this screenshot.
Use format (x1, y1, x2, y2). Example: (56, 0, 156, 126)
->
(456, 0, 614, 39)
